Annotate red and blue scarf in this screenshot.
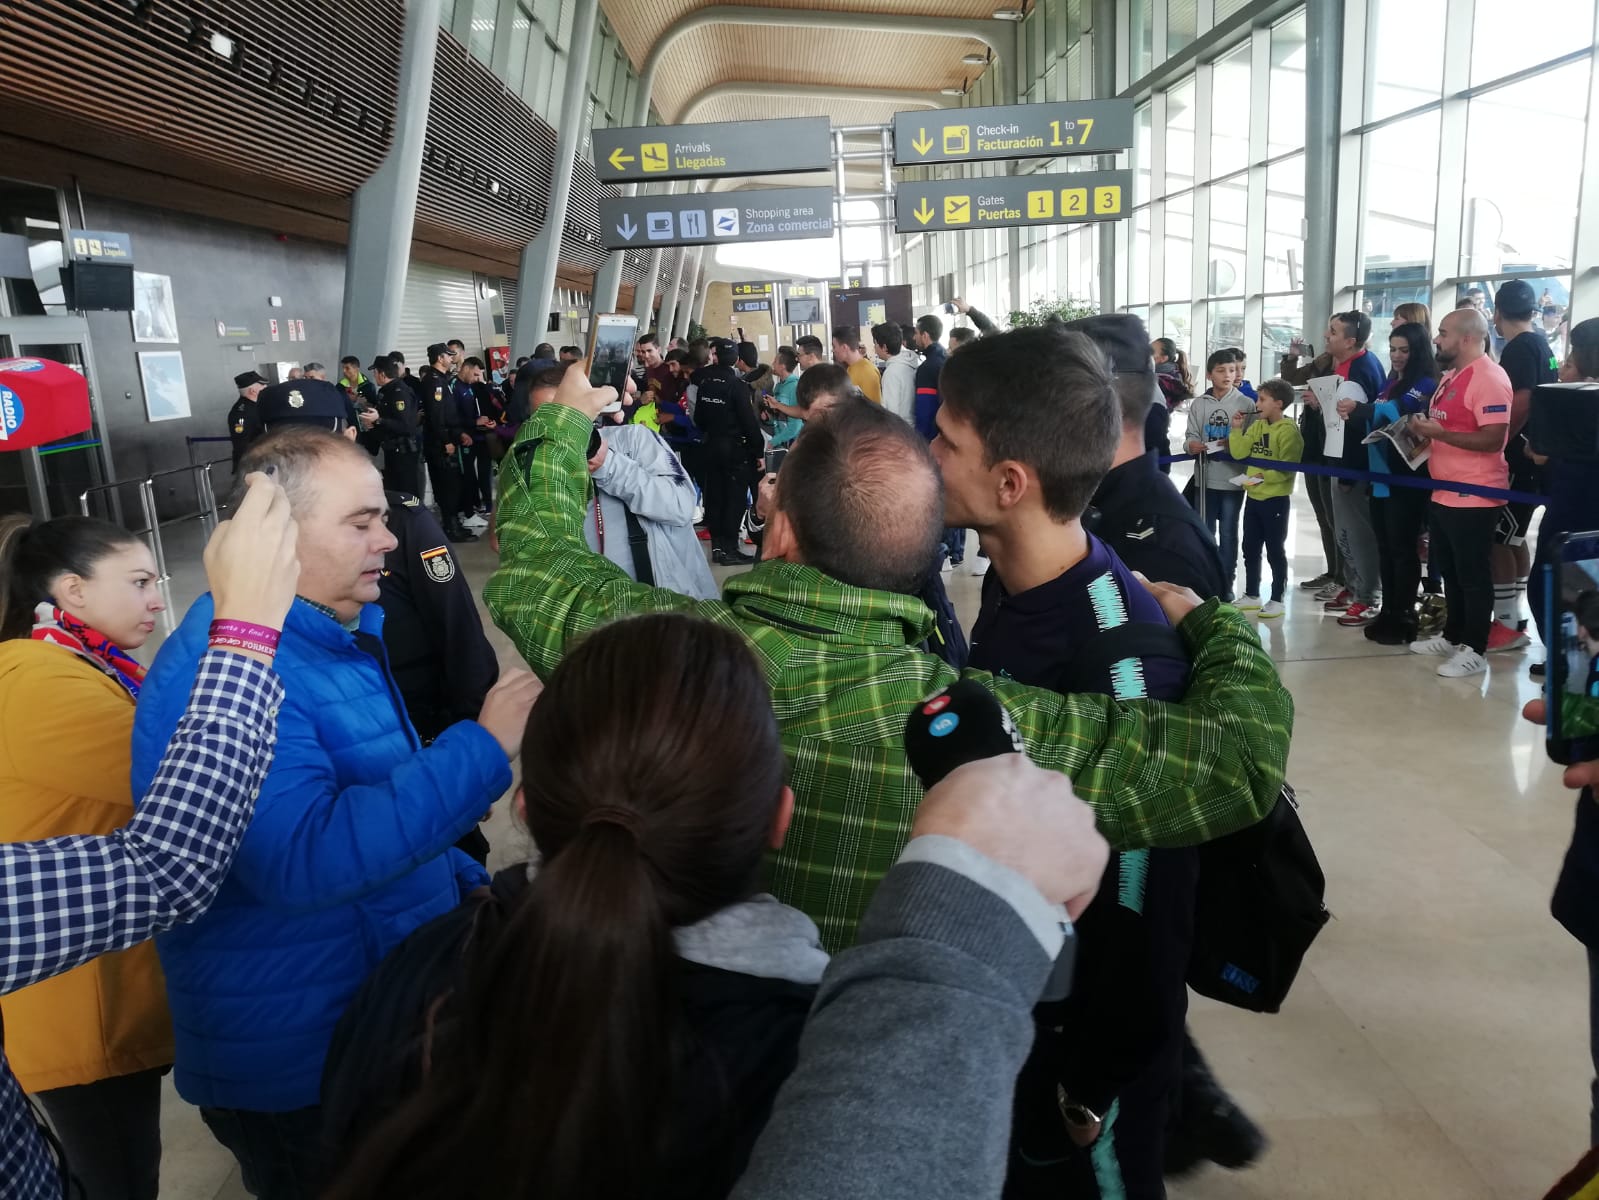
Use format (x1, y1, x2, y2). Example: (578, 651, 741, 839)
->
(30, 602, 146, 700)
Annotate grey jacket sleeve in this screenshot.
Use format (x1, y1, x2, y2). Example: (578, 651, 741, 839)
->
(592, 427, 696, 526)
(731, 850, 1055, 1200)
(966, 306, 999, 336)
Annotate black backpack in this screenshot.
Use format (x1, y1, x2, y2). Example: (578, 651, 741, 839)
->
(1057, 622, 1329, 1015)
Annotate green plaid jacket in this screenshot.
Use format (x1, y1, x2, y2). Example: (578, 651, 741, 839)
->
(486, 402, 1294, 951)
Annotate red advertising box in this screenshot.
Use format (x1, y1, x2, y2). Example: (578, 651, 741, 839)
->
(0, 358, 92, 451)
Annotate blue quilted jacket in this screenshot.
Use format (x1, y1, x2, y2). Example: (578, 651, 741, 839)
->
(130, 595, 509, 1111)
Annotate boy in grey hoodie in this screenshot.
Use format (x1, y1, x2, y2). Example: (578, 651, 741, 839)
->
(1184, 350, 1255, 599)
(873, 321, 922, 426)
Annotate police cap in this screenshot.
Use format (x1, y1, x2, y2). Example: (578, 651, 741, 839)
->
(258, 379, 349, 429)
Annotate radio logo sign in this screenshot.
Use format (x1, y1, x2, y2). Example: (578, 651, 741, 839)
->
(0, 384, 23, 442)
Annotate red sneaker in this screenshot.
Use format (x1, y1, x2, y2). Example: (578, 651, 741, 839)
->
(697, 529, 711, 541)
(1486, 621, 1530, 653)
(1322, 589, 1352, 612)
(1337, 602, 1379, 626)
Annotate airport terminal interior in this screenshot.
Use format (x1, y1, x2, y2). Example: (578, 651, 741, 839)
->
(2, 0, 1597, 1197)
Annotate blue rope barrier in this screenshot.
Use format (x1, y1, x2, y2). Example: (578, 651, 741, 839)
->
(1156, 452, 1547, 507)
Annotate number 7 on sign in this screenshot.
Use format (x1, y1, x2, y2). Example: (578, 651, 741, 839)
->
(1048, 117, 1095, 148)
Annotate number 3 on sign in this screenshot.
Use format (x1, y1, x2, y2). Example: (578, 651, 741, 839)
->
(1093, 185, 1122, 215)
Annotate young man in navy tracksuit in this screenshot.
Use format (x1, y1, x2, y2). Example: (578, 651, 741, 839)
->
(933, 324, 1199, 1200)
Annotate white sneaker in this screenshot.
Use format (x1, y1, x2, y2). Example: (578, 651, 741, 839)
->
(1235, 594, 1262, 612)
(969, 557, 990, 576)
(460, 513, 488, 530)
(1437, 647, 1488, 678)
(1408, 635, 1455, 657)
(940, 557, 954, 573)
(1259, 600, 1285, 619)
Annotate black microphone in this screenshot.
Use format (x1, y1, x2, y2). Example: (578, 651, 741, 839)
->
(903, 680, 1076, 1001)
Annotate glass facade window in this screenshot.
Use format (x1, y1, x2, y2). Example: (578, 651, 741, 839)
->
(468, 0, 496, 64)
(1165, 191, 1194, 300)
(1267, 10, 1307, 158)
(1208, 298, 1245, 355)
(1162, 301, 1193, 352)
(1210, 174, 1248, 296)
(1134, 103, 1152, 206)
(1131, 208, 1151, 304)
(1460, 60, 1589, 277)
(1359, 111, 1439, 306)
(1264, 156, 1305, 295)
(1211, 46, 1251, 178)
(1364, 0, 1446, 123)
(1166, 78, 1196, 193)
(1471, 0, 1596, 85)
(1168, 0, 1198, 60)
(1262, 295, 1304, 375)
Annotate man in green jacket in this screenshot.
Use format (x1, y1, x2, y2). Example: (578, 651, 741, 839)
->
(486, 367, 1294, 951)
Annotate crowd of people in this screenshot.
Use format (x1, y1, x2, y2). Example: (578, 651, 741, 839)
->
(5, 278, 1598, 1200)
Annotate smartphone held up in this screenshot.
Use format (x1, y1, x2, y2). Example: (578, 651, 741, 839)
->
(1543, 530, 1599, 766)
(587, 313, 637, 414)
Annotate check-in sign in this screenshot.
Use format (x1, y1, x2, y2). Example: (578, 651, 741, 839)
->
(895, 170, 1132, 233)
(594, 117, 832, 183)
(893, 100, 1134, 167)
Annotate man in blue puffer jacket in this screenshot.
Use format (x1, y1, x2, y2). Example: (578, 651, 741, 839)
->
(131, 428, 537, 1200)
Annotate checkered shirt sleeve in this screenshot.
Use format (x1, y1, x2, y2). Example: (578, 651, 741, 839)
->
(1, 649, 284, 1200)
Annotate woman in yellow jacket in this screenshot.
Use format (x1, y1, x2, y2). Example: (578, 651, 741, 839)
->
(0, 514, 171, 1199)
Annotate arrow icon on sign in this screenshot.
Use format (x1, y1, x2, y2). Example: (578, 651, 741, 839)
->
(616, 214, 638, 240)
(608, 147, 635, 170)
(912, 128, 934, 155)
(913, 197, 935, 225)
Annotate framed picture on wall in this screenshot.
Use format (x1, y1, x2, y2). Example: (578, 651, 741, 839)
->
(137, 350, 191, 422)
(131, 271, 180, 344)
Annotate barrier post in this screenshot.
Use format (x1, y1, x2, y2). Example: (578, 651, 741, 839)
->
(1194, 449, 1207, 524)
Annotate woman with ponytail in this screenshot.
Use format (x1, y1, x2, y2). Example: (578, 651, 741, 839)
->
(0, 516, 171, 1198)
(323, 612, 822, 1200)
(1152, 336, 1194, 409)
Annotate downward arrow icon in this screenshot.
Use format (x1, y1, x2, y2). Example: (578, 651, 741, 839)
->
(913, 198, 935, 225)
(617, 214, 638, 240)
(911, 128, 934, 155)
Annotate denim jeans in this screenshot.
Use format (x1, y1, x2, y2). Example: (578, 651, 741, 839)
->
(943, 526, 967, 564)
(1331, 480, 1380, 605)
(1203, 489, 1244, 600)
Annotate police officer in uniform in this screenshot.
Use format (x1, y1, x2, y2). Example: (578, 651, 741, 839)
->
(364, 356, 424, 497)
(691, 340, 762, 564)
(1066, 315, 1227, 599)
(227, 370, 267, 470)
(419, 342, 475, 543)
(255, 377, 501, 863)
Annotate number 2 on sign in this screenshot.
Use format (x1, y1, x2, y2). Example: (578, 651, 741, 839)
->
(1048, 117, 1094, 148)
(1062, 188, 1087, 216)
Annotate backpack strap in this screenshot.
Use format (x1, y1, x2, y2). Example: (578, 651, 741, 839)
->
(1056, 622, 1189, 695)
(623, 507, 655, 587)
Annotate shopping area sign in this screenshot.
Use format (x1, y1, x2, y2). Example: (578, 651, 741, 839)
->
(600, 186, 835, 249)
(593, 117, 832, 183)
(892, 100, 1134, 167)
(893, 170, 1132, 233)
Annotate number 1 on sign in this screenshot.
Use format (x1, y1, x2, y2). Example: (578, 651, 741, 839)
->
(1048, 117, 1095, 148)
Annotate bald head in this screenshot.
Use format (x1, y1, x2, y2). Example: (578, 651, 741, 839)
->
(1436, 306, 1490, 371)
(776, 399, 942, 594)
(230, 426, 373, 514)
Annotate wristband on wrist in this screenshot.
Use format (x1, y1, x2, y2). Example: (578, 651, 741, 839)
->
(209, 619, 282, 658)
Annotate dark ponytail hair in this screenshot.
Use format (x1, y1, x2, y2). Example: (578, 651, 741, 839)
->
(328, 613, 787, 1199)
(0, 515, 142, 640)
(1153, 337, 1194, 395)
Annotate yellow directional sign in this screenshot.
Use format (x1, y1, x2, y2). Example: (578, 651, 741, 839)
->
(594, 117, 832, 182)
(893, 170, 1131, 233)
(788, 283, 821, 297)
(731, 281, 774, 296)
(893, 101, 1134, 166)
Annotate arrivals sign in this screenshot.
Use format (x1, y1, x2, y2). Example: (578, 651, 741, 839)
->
(593, 116, 832, 183)
(893, 170, 1132, 234)
(66, 230, 133, 262)
(892, 100, 1134, 167)
(731, 281, 775, 297)
(600, 186, 835, 249)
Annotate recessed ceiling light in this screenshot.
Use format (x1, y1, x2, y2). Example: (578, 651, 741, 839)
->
(993, 8, 1025, 20)
(962, 52, 988, 64)
(209, 31, 235, 58)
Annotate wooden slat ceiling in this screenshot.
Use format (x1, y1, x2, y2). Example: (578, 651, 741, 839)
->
(688, 93, 939, 127)
(601, 0, 999, 123)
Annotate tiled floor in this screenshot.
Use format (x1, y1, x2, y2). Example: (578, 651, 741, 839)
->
(140, 490, 1586, 1200)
